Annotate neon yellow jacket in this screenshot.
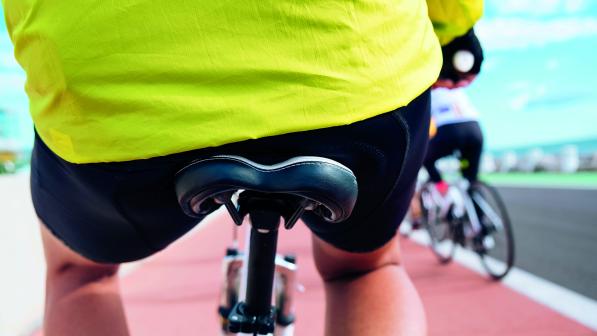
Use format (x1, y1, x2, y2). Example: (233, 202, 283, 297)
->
(427, 0, 484, 45)
(3, 0, 482, 163)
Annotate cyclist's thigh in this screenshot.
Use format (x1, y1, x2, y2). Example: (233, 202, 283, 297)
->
(464, 121, 484, 152)
(40, 223, 118, 278)
(458, 121, 484, 180)
(425, 124, 460, 163)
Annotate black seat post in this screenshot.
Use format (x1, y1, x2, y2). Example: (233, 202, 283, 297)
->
(244, 209, 281, 316)
(174, 155, 358, 334)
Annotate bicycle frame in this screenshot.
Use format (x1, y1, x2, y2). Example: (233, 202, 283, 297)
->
(221, 205, 298, 336)
(471, 193, 504, 231)
(423, 179, 483, 243)
(457, 183, 482, 238)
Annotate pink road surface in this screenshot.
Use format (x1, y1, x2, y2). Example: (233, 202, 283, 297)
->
(34, 212, 594, 335)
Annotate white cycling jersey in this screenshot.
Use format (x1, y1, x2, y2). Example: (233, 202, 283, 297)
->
(431, 88, 479, 127)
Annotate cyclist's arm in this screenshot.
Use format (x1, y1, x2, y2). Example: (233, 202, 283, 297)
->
(427, 0, 484, 88)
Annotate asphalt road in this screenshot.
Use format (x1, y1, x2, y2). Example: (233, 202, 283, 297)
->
(496, 186, 597, 300)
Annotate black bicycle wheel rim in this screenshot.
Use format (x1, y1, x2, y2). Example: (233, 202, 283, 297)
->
(420, 183, 456, 264)
(472, 181, 515, 280)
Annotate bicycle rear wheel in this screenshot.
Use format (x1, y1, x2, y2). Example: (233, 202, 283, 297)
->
(420, 183, 456, 264)
(471, 182, 515, 280)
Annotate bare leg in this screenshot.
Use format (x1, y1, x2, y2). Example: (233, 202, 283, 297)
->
(410, 190, 422, 224)
(313, 235, 426, 336)
(40, 222, 129, 336)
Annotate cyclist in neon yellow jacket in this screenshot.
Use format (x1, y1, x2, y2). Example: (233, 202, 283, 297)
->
(3, 1, 483, 335)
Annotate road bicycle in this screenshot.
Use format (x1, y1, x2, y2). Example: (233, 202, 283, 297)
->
(419, 176, 515, 280)
(175, 155, 357, 335)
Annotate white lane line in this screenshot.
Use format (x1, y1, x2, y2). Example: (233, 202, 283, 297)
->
(407, 230, 597, 331)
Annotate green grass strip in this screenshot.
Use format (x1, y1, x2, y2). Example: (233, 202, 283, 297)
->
(481, 172, 597, 188)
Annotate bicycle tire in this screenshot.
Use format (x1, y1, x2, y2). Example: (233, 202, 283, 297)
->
(471, 181, 515, 280)
(419, 183, 456, 264)
(398, 213, 416, 238)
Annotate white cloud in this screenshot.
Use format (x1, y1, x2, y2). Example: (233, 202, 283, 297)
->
(546, 59, 560, 70)
(564, 0, 587, 13)
(535, 85, 547, 96)
(492, 0, 560, 16)
(508, 84, 548, 111)
(0, 32, 19, 70)
(491, 0, 588, 16)
(476, 17, 597, 50)
(0, 73, 26, 91)
(510, 92, 531, 111)
(480, 57, 500, 71)
(0, 51, 19, 69)
(508, 81, 532, 91)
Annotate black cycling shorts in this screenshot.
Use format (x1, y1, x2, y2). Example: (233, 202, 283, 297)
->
(31, 90, 430, 263)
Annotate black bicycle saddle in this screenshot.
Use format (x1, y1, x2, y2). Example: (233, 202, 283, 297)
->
(174, 155, 358, 223)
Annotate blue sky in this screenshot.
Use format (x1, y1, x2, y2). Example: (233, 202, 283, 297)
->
(1, 0, 597, 151)
(471, 0, 597, 149)
(0, 5, 30, 147)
